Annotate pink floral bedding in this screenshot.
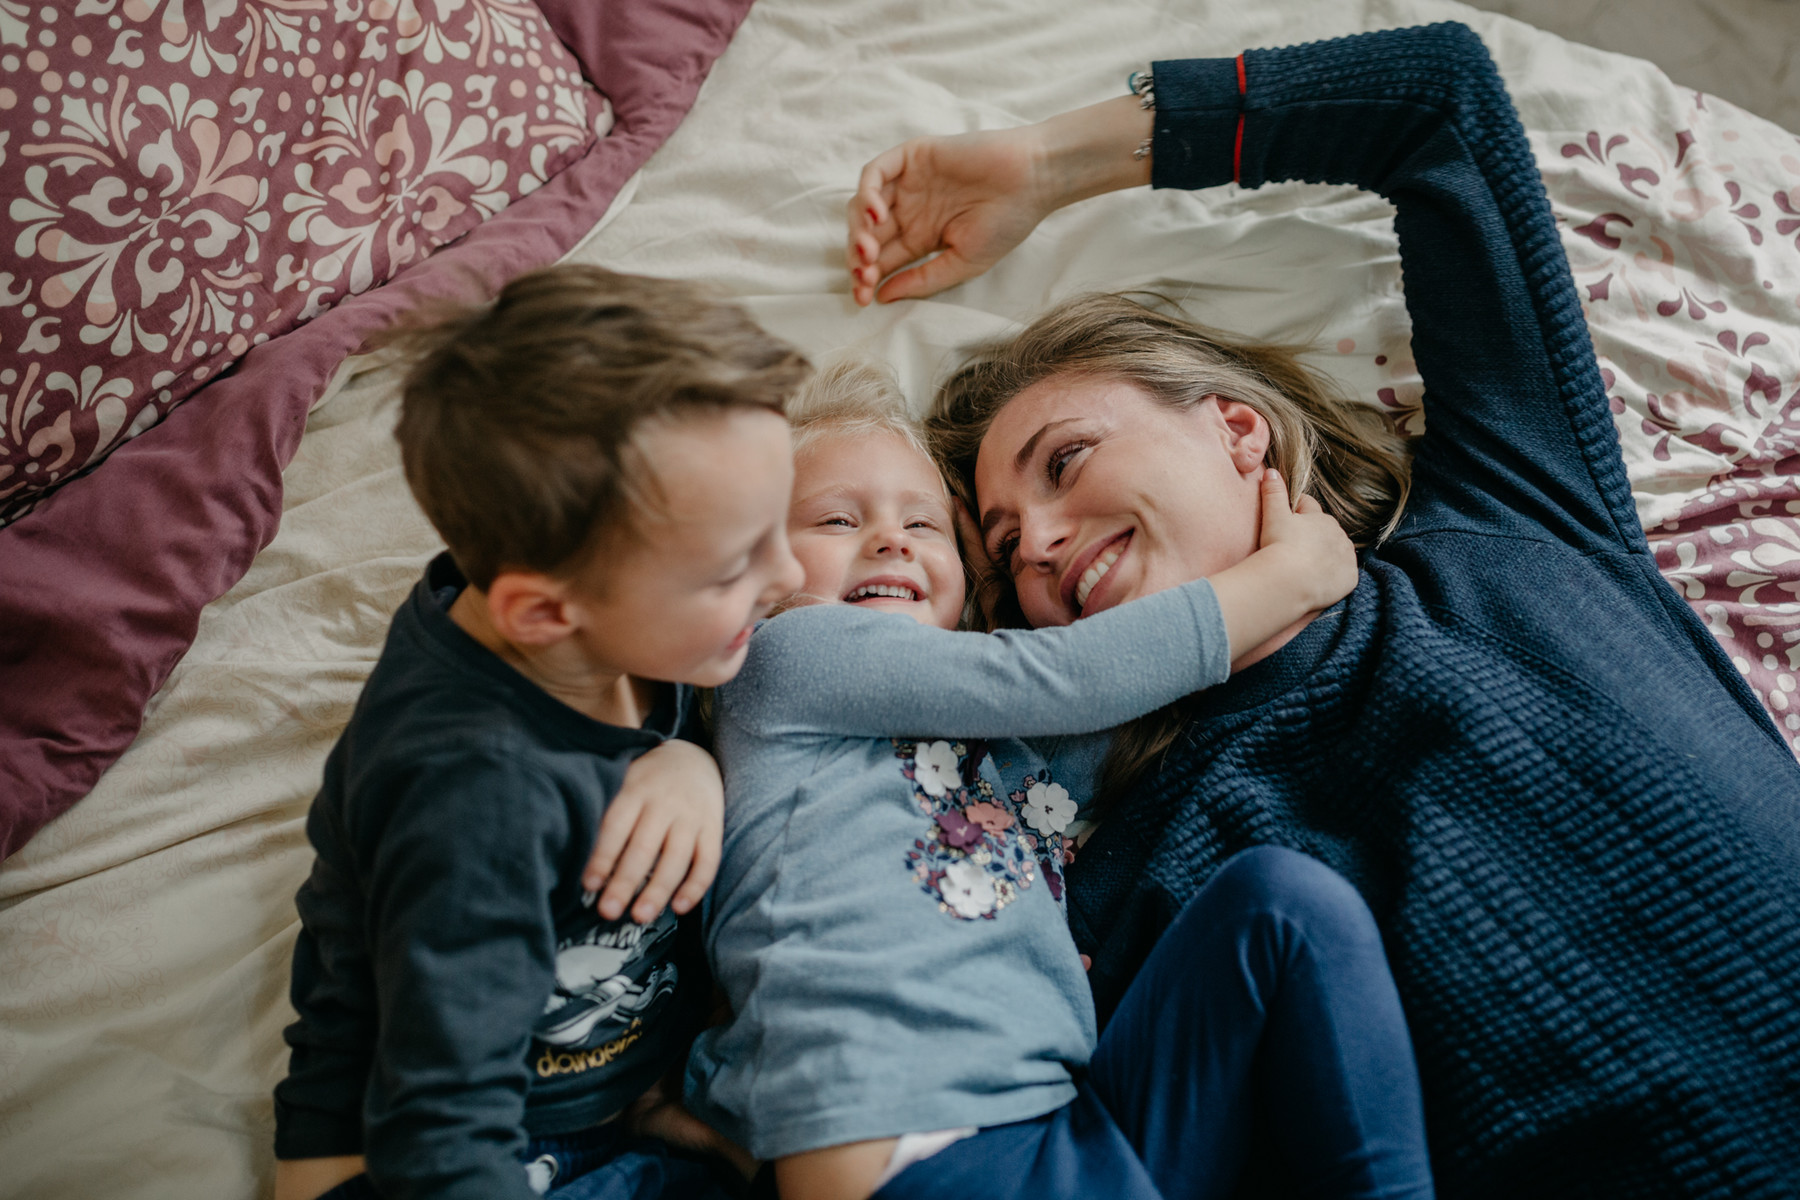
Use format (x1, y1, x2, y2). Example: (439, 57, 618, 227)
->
(0, 0, 758, 858)
(1, 0, 608, 521)
(1363, 91, 1800, 754)
(1550, 97, 1800, 754)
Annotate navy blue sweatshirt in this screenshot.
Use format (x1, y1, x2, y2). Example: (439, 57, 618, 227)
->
(1068, 25, 1800, 1199)
(275, 554, 706, 1200)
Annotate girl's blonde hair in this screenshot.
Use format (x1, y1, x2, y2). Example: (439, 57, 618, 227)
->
(786, 357, 929, 460)
(925, 292, 1414, 805)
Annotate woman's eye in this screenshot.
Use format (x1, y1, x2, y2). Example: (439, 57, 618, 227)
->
(1046, 441, 1088, 486)
(993, 534, 1020, 569)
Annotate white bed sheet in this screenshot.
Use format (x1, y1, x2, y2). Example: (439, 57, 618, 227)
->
(3, 1, 1796, 1196)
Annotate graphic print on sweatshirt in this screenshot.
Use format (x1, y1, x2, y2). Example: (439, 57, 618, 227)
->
(532, 905, 681, 1079)
(897, 738, 1080, 919)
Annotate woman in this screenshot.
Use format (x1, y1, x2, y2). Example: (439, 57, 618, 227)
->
(847, 22, 1800, 1198)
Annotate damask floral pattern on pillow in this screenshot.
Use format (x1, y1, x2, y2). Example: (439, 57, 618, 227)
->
(0, 0, 611, 524)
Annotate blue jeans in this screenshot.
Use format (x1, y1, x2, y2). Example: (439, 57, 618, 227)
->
(876, 846, 1435, 1199)
(317, 1122, 737, 1200)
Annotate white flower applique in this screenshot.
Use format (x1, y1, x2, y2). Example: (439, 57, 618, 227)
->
(913, 739, 961, 797)
(1021, 780, 1077, 835)
(897, 738, 1036, 921)
(939, 860, 997, 919)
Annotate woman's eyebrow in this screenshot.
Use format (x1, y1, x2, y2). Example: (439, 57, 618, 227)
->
(981, 416, 1087, 541)
(1012, 417, 1084, 471)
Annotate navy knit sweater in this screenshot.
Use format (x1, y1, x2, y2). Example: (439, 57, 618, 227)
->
(1066, 24, 1800, 1199)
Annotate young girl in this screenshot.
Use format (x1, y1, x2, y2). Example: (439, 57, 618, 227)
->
(685, 361, 1433, 1200)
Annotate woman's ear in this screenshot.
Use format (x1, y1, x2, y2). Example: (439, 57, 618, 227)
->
(1213, 398, 1272, 477)
(486, 570, 577, 646)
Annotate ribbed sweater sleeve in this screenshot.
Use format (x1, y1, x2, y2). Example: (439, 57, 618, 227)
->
(1151, 23, 1645, 556)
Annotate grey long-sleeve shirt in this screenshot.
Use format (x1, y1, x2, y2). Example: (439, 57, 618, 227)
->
(685, 577, 1228, 1159)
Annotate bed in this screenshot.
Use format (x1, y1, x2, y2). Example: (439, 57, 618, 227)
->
(2, 0, 1797, 1195)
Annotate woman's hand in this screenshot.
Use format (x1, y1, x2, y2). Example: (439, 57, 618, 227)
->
(846, 126, 1055, 305)
(582, 738, 723, 924)
(847, 95, 1155, 305)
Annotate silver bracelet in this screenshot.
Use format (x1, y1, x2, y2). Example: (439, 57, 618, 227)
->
(1133, 138, 1153, 161)
(1128, 68, 1155, 110)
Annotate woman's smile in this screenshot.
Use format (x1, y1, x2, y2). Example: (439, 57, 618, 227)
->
(974, 374, 1267, 628)
(1065, 530, 1132, 615)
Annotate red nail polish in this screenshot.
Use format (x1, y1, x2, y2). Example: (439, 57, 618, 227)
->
(866, 207, 879, 225)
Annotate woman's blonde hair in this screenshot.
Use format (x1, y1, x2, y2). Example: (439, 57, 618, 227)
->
(926, 292, 1414, 805)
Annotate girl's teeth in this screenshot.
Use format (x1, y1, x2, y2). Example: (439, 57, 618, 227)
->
(1074, 545, 1124, 611)
(850, 584, 917, 601)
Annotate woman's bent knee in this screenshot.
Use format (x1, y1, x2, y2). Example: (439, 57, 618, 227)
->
(1193, 845, 1380, 953)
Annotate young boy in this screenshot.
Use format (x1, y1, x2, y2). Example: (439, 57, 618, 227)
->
(273, 266, 808, 1200)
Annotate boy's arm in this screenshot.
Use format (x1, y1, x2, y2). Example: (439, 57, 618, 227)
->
(732, 476, 1350, 740)
(357, 755, 567, 1200)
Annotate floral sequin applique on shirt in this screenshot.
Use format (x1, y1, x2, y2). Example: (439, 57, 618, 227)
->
(896, 739, 1037, 920)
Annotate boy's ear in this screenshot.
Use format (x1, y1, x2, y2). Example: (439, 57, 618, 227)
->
(485, 570, 577, 646)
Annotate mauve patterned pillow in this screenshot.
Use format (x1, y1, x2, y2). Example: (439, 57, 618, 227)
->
(0, 0, 611, 524)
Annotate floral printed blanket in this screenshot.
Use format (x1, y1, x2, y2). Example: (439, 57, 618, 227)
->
(0, 0, 1795, 1196)
(0, 0, 755, 858)
(1, 0, 610, 522)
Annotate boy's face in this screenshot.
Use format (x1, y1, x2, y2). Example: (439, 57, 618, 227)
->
(788, 429, 966, 630)
(564, 408, 804, 687)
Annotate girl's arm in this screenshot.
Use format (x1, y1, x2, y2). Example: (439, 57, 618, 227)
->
(728, 473, 1352, 740)
(851, 23, 1639, 557)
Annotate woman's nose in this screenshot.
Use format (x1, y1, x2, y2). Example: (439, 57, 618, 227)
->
(1016, 510, 1069, 571)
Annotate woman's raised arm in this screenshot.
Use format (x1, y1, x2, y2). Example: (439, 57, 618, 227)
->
(853, 23, 1644, 558)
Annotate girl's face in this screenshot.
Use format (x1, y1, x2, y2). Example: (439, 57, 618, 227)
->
(788, 429, 967, 630)
(973, 373, 1269, 628)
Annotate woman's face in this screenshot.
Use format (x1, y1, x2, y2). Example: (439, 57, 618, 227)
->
(973, 373, 1270, 628)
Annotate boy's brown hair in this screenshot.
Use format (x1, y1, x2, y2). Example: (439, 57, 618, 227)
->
(393, 265, 810, 589)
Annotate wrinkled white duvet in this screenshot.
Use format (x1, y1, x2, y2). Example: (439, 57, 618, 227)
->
(4, 1, 1797, 1196)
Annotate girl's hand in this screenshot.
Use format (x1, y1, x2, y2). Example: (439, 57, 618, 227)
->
(583, 739, 723, 924)
(1255, 469, 1359, 613)
(847, 125, 1056, 305)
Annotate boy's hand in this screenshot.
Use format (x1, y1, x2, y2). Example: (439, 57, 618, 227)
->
(583, 739, 723, 924)
(1255, 469, 1358, 612)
